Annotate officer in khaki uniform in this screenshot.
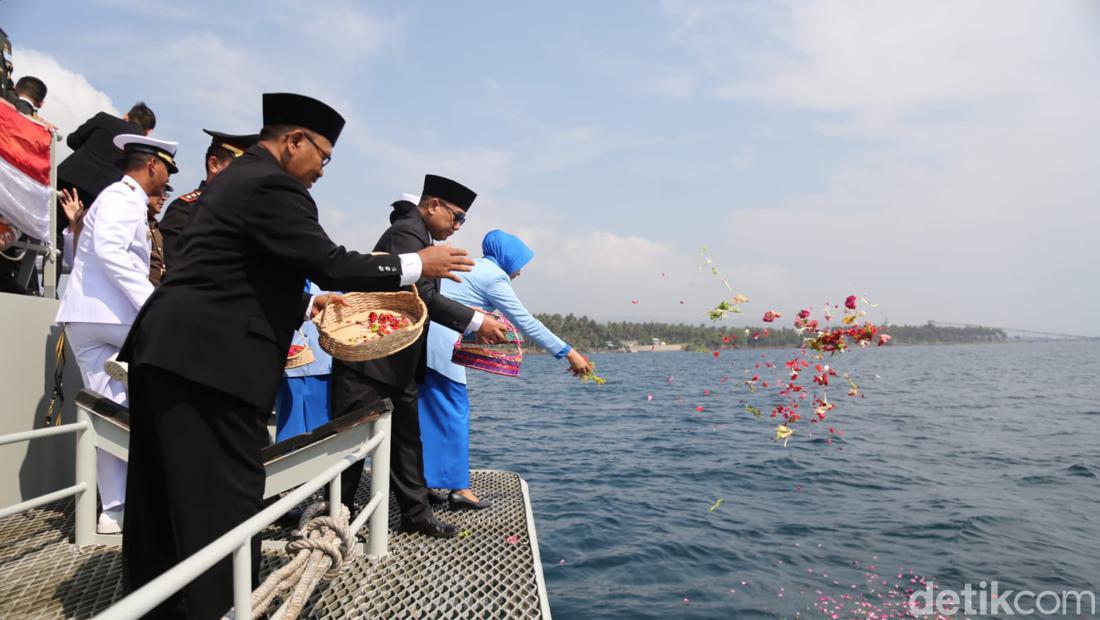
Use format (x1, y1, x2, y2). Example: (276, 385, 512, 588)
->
(158, 129, 259, 268)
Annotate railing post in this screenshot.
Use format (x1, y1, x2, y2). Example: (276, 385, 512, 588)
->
(328, 475, 341, 519)
(74, 410, 97, 547)
(43, 127, 58, 299)
(232, 544, 251, 619)
(367, 412, 391, 557)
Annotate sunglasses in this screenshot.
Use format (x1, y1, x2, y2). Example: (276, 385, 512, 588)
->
(440, 201, 466, 225)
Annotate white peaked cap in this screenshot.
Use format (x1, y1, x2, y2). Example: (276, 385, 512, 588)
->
(112, 134, 178, 156)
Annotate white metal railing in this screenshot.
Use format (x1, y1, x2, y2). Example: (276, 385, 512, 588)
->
(94, 410, 392, 620)
(0, 408, 98, 544)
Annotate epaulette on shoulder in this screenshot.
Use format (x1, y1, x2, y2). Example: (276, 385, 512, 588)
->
(178, 189, 202, 203)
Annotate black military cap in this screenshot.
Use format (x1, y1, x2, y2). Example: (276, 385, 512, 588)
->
(202, 129, 260, 158)
(262, 93, 345, 145)
(422, 174, 476, 211)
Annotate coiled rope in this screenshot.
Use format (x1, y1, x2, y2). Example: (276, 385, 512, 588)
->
(250, 502, 360, 620)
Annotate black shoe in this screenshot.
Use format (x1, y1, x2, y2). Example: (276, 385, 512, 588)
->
(400, 515, 459, 539)
(449, 491, 491, 511)
(427, 490, 449, 506)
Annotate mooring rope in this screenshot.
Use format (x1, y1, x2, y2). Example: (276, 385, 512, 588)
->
(250, 502, 360, 620)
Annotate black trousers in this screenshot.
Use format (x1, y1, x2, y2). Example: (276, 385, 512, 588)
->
(122, 365, 269, 619)
(330, 361, 431, 523)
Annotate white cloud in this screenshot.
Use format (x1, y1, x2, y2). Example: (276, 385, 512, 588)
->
(654, 0, 1100, 333)
(156, 32, 267, 131)
(12, 47, 117, 157)
(293, 2, 395, 59)
(711, 1, 1100, 136)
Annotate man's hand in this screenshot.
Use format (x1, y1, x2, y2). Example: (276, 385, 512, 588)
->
(476, 314, 508, 344)
(59, 187, 85, 233)
(311, 292, 348, 319)
(418, 245, 474, 282)
(566, 349, 593, 376)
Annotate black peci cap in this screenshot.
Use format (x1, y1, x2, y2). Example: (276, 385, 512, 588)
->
(202, 129, 260, 158)
(421, 174, 476, 211)
(262, 93, 345, 145)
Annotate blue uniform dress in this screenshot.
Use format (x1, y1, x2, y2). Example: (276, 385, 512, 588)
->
(419, 230, 573, 489)
(274, 282, 333, 442)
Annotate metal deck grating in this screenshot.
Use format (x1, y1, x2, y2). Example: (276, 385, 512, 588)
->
(0, 470, 548, 618)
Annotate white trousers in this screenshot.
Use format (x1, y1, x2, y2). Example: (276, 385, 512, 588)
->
(64, 321, 131, 511)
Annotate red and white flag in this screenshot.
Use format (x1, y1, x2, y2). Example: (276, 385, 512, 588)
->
(0, 102, 52, 242)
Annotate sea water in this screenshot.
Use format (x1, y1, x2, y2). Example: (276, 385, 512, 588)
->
(468, 341, 1100, 618)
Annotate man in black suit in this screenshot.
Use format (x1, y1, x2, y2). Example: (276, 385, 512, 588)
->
(118, 93, 475, 619)
(8, 75, 46, 116)
(159, 129, 259, 268)
(333, 175, 508, 539)
(56, 102, 156, 272)
(58, 102, 156, 206)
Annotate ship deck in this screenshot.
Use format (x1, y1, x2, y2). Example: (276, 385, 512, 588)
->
(0, 469, 549, 618)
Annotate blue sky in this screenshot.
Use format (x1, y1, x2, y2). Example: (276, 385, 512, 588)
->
(6, 1, 1100, 334)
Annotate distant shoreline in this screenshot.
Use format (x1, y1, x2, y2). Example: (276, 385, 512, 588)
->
(523, 337, 1092, 354)
(531, 314, 1038, 353)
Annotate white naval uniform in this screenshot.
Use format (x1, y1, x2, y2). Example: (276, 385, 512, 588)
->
(56, 175, 154, 511)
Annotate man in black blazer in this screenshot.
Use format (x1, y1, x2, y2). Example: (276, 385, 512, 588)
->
(333, 175, 508, 539)
(58, 102, 156, 205)
(118, 94, 475, 619)
(56, 102, 156, 271)
(8, 75, 46, 116)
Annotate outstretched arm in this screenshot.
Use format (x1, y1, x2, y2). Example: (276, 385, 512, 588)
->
(483, 273, 571, 356)
(387, 225, 478, 332)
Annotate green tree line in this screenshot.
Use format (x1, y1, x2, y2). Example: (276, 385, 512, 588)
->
(529, 315, 1006, 352)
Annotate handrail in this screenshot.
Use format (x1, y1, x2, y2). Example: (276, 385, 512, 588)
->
(95, 412, 391, 620)
(0, 482, 87, 520)
(0, 420, 94, 531)
(0, 420, 88, 447)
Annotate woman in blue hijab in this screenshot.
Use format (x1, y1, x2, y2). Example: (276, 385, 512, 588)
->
(420, 229, 592, 509)
(274, 280, 334, 442)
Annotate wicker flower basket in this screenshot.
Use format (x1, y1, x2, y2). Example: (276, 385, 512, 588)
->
(285, 331, 316, 369)
(285, 345, 315, 369)
(451, 313, 524, 377)
(314, 289, 427, 362)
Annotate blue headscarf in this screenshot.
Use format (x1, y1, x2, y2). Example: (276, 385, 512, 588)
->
(482, 229, 534, 276)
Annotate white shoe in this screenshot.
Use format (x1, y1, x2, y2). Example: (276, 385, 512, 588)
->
(97, 508, 123, 534)
(104, 357, 129, 388)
